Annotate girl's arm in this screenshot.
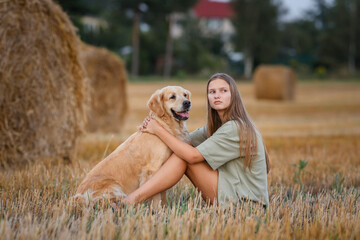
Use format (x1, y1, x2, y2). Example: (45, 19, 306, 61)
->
(141, 117, 204, 164)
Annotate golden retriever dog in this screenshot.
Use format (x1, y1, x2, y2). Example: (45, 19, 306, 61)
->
(74, 86, 191, 206)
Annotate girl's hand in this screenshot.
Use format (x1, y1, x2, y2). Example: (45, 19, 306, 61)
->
(140, 116, 161, 135)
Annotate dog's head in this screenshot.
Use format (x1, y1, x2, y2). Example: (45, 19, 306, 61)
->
(147, 86, 191, 121)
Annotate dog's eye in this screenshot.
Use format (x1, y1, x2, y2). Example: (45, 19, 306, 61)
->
(184, 93, 187, 97)
(170, 95, 176, 100)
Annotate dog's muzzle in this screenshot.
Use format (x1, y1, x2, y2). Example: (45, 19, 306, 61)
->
(171, 100, 191, 121)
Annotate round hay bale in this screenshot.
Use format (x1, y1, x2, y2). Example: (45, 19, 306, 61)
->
(253, 65, 296, 100)
(0, 0, 86, 167)
(78, 43, 128, 133)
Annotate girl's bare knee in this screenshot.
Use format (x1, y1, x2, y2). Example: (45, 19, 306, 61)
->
(185, 162, 195, 175)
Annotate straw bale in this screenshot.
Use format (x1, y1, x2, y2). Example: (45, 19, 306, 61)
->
(253, 65, 296, 100)
(0, 0, 86, 167)
(78, 43, 128, 133)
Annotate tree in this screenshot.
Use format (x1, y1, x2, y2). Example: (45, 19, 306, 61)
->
(133, 0, 196, 77)
(57, 0, 132, 51)
(313, 0, 360, 74)
(231, 0, 283, 78)
(278, 18, 318, 72)
(105, 0, 196, 77)
(56, 0, 99, 15)
(112, 1, 152, 77)
(156, 0, 197, 78)
(173, 15, 225, 75)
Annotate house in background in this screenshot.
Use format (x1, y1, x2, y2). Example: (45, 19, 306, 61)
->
(192, 0, 236, 54)
(193, 0, 234, 35)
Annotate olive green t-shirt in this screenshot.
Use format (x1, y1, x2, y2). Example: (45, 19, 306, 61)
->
(190, 120, 269, 207)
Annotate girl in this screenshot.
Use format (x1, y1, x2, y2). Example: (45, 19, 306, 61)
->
(124, 73, 270, 207)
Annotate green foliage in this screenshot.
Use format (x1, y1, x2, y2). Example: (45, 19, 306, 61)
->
(315, 65, 327, 79)
(231, 0, 282, 63)
(292, 159, 308, 190)
(281, 0, 360, 76)
(255, 216, 261, 233)
(55, 0, 360, 77)
(278, 19, 318, 74)
(173, 16, 227, 75)
(56, 0, 101, 15)
(332, 172, 345, 194)
(315, 0, 360, 70)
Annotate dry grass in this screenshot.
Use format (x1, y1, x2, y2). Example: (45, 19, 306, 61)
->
(1, 81, 360, 239)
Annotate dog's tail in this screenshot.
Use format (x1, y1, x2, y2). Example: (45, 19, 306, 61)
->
(73, 176, 127, 206)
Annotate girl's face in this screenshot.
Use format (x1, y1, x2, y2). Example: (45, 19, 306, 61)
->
(208, 78, 232, 113)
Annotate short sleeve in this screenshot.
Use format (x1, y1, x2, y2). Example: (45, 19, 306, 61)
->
(190, 125, 208, 147)
(196, 121, 241, 170)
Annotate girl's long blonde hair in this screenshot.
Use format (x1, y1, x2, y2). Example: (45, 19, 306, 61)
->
(206, 73, 270, 173)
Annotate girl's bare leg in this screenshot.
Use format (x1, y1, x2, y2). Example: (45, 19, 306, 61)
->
(124, 153, 218, 204)
(185, 159, 218, 204)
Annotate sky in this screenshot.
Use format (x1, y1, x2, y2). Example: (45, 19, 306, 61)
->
(281, 0, 315, 21)
(281, 0, 334, 21)
(213, 0, 333, 22)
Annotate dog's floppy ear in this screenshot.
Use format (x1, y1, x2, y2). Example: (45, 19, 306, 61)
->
(147, 89, 165, 117)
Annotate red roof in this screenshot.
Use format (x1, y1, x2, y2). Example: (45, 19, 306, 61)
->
(194, 0, 235, 18)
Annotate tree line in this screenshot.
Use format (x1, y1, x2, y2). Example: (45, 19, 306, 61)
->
(58, 0, 360, 79)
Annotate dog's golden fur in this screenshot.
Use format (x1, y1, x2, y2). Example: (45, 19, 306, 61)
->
(74, 86, 191, 206)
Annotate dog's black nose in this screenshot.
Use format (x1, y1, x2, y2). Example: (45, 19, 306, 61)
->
(183, 100, 191, 109)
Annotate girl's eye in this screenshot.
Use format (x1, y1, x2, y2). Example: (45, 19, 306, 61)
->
(170, 95, 176, 100)
(209, 90, 215, 94)
(222, 89, 227, 92)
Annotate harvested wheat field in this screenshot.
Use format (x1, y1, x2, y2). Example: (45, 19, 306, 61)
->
(1, 80, 360, 239)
